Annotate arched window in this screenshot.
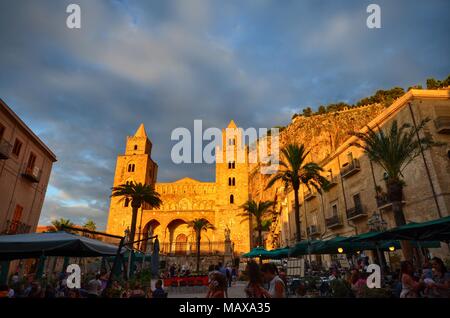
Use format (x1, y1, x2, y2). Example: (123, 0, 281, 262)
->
(134, 145, 138, 150)
(230, 194, 234, 204)
(228, 162, 231, 169)
(124, 198, 130, 207)
(232, 177, 236, 186)
(228, 177, 232, 186)
(232, 161, 235, 169)
(128, 163, 135, 172)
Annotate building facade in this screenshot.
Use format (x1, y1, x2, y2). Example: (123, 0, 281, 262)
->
(106, 120, 251, 263)
(0, 99, 57, 235)
(254, 89, 450, 264)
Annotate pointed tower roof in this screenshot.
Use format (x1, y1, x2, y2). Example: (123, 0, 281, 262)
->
(134, 123, 148, 138)
(227, 120, 237, 128)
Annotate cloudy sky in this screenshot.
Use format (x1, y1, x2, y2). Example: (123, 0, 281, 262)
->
(0, 0, 449, 229)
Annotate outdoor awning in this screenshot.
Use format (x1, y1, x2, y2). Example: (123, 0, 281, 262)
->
(351, 216, 450, 242)
(265, 247, 290, 259)
(242, 247, 270, 258)
(0, 231, 125, 260)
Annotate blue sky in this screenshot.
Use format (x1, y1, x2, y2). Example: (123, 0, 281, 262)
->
(0, 0, 449, 229)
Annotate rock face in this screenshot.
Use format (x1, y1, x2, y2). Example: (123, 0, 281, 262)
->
(249, 103, 385, 199)
(281, 104, 385, 163)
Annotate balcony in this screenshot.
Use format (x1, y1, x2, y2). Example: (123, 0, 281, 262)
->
(0, 139, 12, 160)
(304, 189, 316, 201)
(22, 165, 42, 183)
(306, 225, 320, 236)
(340, 159, 361, 178)
(376, 196, 406, 211)
(325, 214, 343, 229)
(435, 116, 450, 134)
(346, 205, 367, 221)
(326, 175, 339, 188)
(1, 220, 32, 235)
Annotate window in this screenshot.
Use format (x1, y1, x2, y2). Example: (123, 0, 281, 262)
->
(232, 177, 235, 186)
(134, 145, 138, 150)
(228, 161, 235, 169)
(27, 152, 36, 169)
(228, 177, 232, 186)
(230, 194, 234, 204)
(353, 193, 362, 208)
(331, 204, 338, 216)
(228, 138, 236, 146)
(12, 138, 22, 157)
(128, 163, 135, 172)
(10, 204, 23, 234)
(0, 123, 5, 140)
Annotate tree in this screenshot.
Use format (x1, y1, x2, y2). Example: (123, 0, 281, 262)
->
(351, 119, 442, 260)
(265, 144, 329, 242)
(239, 200, 274, 247)
(302, 107, 313, 117)
(83, 219, 97, 231)
(188, 218, 215, 273)
(83, 219, 97, 238)
(49, 218, 74, 232)
(110, 182, 162, 245)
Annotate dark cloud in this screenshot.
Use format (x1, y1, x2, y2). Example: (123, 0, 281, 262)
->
(0, 0, 449, 229)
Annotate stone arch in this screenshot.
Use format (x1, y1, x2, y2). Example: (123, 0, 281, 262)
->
(141, 219, 161, 252)
(166, 218, 190, 255)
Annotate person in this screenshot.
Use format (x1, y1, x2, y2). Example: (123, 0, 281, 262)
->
(350, 270, 367, 298)
(86, 274, 102, 298)
(129, 282, 145, 298)
(169, 264, 176, 277)
(226, 264, 232, 288)
(244, 261, 271, 298)
(426, 257, 450, 298)
(421, 259, 433, 280)
(400, 261, 423, 298)
(206, 272, 227, 298)
(0, 284, 13, 298)
(11, 272, 20, 285)
(152, 279, 167, 298)
(261, 263, 286, 298)
(28, 281, 43, 298)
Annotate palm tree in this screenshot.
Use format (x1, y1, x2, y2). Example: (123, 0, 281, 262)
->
(266, 144, 329, 242)
(188, 218, 215, 273)
(239, 199, 274, 247)
(110, 182, 162, 245)
(48, 218, 74, 232)
(83, 219, 97, 231)
(83, 219, 97, 238)
(351, 119, 441, 260)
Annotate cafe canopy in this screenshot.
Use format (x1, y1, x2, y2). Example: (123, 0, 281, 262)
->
(0, 231, 125, 260)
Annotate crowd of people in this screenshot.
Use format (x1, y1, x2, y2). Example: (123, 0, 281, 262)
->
(0, 268, 168, 299)
(1, 256, 448, 299)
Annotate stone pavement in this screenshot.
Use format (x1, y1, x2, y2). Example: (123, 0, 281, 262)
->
(168, 281, 247, 298)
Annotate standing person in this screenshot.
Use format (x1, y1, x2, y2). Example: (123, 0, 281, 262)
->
(86, 274, 102, 298)
(244, 261, 271, 298)
(400, 261, 423, 298)
(206, 272, 227, 298)
(261, 263, 286, 298)
(226, 264, 232, 288)
(427, 257, 450, 298)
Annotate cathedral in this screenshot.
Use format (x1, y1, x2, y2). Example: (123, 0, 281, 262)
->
(106, 120, 251, 260)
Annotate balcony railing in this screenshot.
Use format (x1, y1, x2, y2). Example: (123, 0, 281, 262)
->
(325, 214, 343, 229)
(304, 189, 316, 201)
(340, 159, 361, 178)
(306, 225, 320, 236)
(1, 220, 32, 235)
(346, 205, 367, 221)
(158, 241, 232, 256)
(376, 196, 406, 210)
(22, 165, 42, 183)
(435, 116, 450, 134)
(0, 139, 12, 160)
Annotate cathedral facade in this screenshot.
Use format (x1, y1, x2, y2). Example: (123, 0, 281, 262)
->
(106, 120, 251, 258)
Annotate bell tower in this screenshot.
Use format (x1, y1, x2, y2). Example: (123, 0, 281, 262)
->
(106, 124, 158, 236)
(215, 120, 250, 254)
